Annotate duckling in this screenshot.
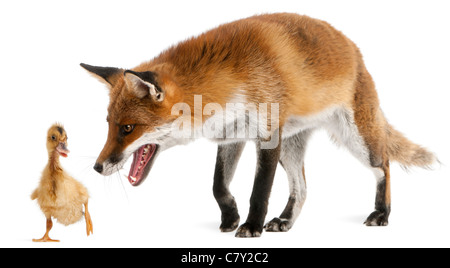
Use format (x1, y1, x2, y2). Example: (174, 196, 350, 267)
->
(31, 123, 93, 242)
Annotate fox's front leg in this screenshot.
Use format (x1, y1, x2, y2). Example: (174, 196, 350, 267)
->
(213, 142, 246, 232)
(235, 137, 281, 238)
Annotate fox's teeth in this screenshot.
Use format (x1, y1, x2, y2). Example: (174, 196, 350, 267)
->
(144, 148, 149, 154)
(130, 176, 137, 183)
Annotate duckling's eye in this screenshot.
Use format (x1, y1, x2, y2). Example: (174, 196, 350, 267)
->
(51, 135, 56, 141)
(121, 124, 135, 135)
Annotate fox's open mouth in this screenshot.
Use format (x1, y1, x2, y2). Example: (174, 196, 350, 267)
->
(128, 144, 158, 186)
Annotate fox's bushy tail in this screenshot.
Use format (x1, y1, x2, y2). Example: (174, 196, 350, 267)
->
(385, 123, 438, 169)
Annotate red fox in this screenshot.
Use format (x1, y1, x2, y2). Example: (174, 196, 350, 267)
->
(81, 13, 437, 237)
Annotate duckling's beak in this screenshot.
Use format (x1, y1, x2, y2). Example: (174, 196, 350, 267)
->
(56, 142, 70, 158)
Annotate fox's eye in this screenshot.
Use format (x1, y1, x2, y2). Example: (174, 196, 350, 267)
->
(51, 135, 56, 141)
(121, 124, 135, 135)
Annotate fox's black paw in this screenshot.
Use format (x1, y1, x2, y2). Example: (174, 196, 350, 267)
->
(220, 215, 240, 232)
(264, 217, 292, 232)
(235, 222, 262, 238)
(364, 210, 389, 226)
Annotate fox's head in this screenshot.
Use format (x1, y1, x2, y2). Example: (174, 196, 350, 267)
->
(81, 63, 185, 186)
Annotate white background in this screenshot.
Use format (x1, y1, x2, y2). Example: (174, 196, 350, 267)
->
(1, 0, 449, 248)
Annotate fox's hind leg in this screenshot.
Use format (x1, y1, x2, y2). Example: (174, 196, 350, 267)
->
(353, 67, 391, 226)
(265, 130, 312, 232)
(364, 164, 391, 226)
(213, 142, 246, 232)
(326, 106, 391, 226)
(328, 66, 391, 226)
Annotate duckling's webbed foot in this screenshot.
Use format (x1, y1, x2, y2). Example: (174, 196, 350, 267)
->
(33, 218, 60, 242)
(84, 202, 93, 236)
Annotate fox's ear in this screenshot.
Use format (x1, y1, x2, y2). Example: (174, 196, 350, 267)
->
(80, 63, 123, 88)
(123, 70, 165, 102)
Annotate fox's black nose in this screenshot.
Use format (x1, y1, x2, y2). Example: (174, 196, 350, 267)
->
(93, 163, 103, 174)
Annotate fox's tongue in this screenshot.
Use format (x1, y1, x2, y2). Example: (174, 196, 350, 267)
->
(128, 144, 157, 186)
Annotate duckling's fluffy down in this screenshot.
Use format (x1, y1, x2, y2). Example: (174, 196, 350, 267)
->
(32, 169, 89, 226)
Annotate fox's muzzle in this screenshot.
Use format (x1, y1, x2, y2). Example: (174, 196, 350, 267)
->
(93, 162, 103, 174)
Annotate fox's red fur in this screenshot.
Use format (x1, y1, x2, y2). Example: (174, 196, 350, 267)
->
(82, 13, 437, 236)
